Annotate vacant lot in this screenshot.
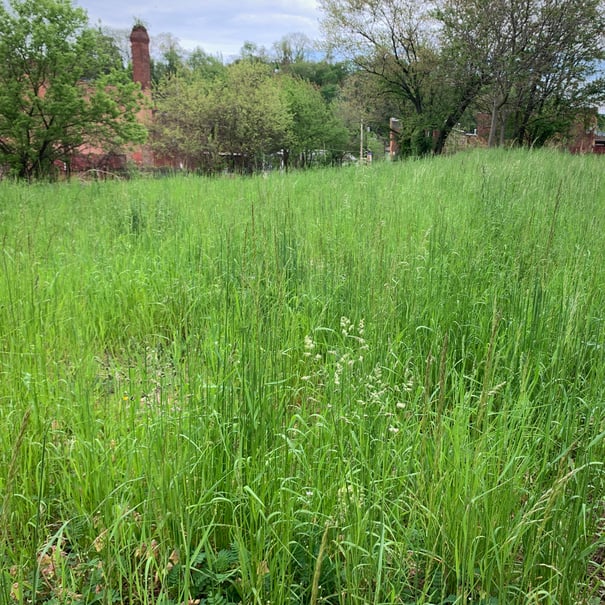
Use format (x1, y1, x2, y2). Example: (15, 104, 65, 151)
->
(1, 149, 604, 604)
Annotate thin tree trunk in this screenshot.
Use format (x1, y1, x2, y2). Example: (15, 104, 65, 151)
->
(499, 112, 507, 146)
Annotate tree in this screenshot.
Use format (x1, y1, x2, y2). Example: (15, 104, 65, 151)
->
(439, 0, 605, 147)
(332, 70, 395, 155)
(151, 58, 353, 173)
(319, 0, 444, 153)
(95, 25, 132, 69)
(280, 59, 351, 103)
(238, 41, 270, 64)
(83, 27, 127, 78)
(152, 62, 292, 173)
(150, 32, 184, 84)
(280, 75, 349, 169)
(151, 75, 217, 171)
(272, 33, 314, 65)
(319, 0, 504, 153)
(430, 0, 502, 152)
(320, 0, 430, 113)
(505, 0, 605, 145)
(320, 0, 605, 153)
(439, 0, 535, 147)
(186, 48, 226, 81)
(0, 0, 147, 179)
(219, 62, 292, 171)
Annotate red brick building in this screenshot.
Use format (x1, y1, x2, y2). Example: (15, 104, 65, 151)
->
(568, 108, 605, 154)
(66, 24, 156, 175)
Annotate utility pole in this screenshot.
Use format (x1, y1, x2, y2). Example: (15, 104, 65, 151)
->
(359, 119, 364, 166)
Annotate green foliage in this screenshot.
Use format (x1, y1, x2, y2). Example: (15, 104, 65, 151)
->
(0, 0, 147, 180)
(280, 74, 349, 168)
(83, 28, 127, 78)
(152, 61, 350, 173)
(165, 545, 241, 604)
(186, 48, 226, 81)
(153, 61, 292, 173)
(150, 33, 191, 84)
(320, 0, 605, 154)
(440, 0, 605, 147)
(220, 62, 292, 167)
(272, 33, 315, 66)
(151, 34, 353, 173)
(238, 41, 270, 64)
(1, 151, 605, 603)
(281, 60, 351, 103)
(151, 73, 223, 172)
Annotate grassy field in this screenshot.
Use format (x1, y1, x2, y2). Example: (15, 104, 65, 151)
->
(1, 149, 604, 604)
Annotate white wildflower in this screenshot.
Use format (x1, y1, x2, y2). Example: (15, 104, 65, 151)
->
(303, 334, 315, 357)
(341, 316, 352, 336)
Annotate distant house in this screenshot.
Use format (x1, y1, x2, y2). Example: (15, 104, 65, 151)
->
(567, 108, 605, 154)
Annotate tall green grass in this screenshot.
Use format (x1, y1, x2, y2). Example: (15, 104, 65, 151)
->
(1, 149, 604, 604)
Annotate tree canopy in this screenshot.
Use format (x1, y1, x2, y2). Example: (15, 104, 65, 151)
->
(2, 0, 603, 179)
(151, 60, 352, 173)
(0, 0, 147, 179)
(152, 62, 292, 173)
(319, 0, 605, 154)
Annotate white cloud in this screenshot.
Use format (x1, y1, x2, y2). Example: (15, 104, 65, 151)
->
(76, 0, 321, 58)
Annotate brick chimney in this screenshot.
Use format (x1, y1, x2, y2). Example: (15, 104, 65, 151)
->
(389, 117, 401, 159)
(130, 25, 151, 90)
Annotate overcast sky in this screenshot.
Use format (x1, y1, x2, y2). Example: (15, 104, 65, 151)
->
(75, 0, 322, 60)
